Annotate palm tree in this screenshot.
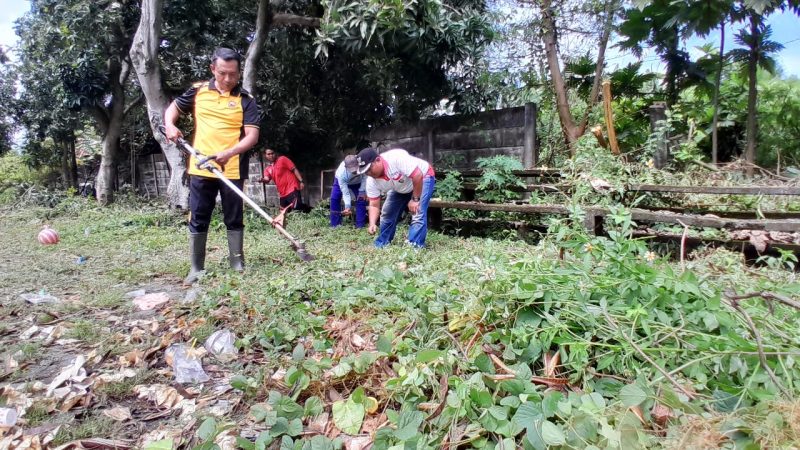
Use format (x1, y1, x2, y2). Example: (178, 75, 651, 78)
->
(728, 22, 783, 175)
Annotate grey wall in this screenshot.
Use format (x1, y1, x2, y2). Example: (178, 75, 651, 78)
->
(369, 103, 537, 170)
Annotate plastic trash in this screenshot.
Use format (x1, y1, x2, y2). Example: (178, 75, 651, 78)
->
(75, 255, 87, 265)
(204, 330, 238, 361)
(20, 291, 59, 304)
(124, 289, 146, 299)
(165, 344, 209, 384)
(0, 407, 18, 427)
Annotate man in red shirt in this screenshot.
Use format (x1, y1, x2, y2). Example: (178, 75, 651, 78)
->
(259, 148, 305, 211)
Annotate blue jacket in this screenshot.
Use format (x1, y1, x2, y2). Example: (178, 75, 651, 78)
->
(335, 161, 366, 209)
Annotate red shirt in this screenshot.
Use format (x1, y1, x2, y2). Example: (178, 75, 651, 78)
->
(263, 155, 300, 198)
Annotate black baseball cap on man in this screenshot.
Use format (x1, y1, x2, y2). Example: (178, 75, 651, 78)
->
(346, 148, 378, 175)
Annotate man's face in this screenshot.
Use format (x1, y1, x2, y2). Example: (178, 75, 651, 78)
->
(264, 149, 277, 162)
(366, 158, 383, 178)
(210, 58, 240, 93)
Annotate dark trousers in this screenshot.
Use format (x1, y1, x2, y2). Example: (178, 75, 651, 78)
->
(188, 176, 244, 233)
(330, 182, 367, 228)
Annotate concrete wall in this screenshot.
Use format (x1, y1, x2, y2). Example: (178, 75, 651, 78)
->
(369, 103, 537, 170)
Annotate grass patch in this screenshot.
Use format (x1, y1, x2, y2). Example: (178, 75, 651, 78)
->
(13, 342, 43, 363)
(50, 414, 116, 447)
(24, 401, 54, 427)
(65, 319, 105, 344)
(95, 369, 158, 402)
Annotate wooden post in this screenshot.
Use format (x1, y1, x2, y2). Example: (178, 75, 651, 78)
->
(151, 153, 160, 197)
(523, 102, 537, 167)
(602, 81, 620, 156)
(426, 127, 436, 164)
(649, 102, 669, 169)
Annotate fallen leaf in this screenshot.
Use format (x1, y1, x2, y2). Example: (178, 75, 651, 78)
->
(351, 334, 366, 348)
(46, 355, 87, 396)
(342, 436, 373, 450)
(119, 350, 145, 368)
(308, 412, 330, 434)
(103, 406, 132, 422)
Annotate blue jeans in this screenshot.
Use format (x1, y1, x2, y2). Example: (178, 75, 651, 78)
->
(330, 182, 367, 228)
(375, 176, 435, 248)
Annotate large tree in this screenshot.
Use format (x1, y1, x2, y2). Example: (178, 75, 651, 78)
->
(16, 0, 142, 204)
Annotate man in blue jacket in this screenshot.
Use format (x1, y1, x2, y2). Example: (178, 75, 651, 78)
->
(330, 155, 367, 228)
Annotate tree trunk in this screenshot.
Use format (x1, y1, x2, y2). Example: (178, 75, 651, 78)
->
(243, 0, 271, 95)
(579, 0, 616, 132)
(711, 20, 724, 165)
(95, 59, 126, 205)
(130, 0, 190, 209)
(744, 15, 759, 177)
(540, 0, 581, 152)
(60, 140, 71, 189)
(69, 134, 78, 189)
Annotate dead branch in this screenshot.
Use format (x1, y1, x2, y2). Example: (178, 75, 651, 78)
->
(725, 290, 800, 312)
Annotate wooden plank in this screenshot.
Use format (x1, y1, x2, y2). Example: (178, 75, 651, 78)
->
(429, 200, 570, 215)
(428, 200, 800, 232)
(461, 183, 569, 193)
(629, 184, 800, 196)
(439, 169, 563, 178)
(628, 208, 800, 232)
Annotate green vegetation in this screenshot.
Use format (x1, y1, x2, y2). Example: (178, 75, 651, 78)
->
(1, 194, 798, 448)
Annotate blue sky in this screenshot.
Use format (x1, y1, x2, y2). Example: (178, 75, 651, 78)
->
(0, 1, 797, 76)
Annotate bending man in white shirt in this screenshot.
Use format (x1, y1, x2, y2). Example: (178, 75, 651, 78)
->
(346, 148, 436, 248)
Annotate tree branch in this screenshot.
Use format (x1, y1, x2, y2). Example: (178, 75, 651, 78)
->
(272, 13, 320, 28)
(725, 290, 800, 312)
(124, 94, 144, 116)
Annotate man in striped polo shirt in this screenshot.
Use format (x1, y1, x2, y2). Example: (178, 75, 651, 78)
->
(347, 148, 436, 248)
(164, 47, 261, 285)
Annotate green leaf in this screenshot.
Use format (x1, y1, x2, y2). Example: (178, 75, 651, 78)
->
(376, 333, 393, 354)
(231, 375, 251, 392)
(236, 437, 255, 450)
(304, 396, 323, 417)
(619, 384, 647, 407)
(143, 440, 173, 450)
(287, 418, 303, 437)
(470, 388, 493, 408)
(254, 431, 273, 450)
(416, 349, 443, 363)
(197, 417, 218, 441)
(542, 391, 562, 418)
(292, 343, 306, 361)
(474, 353, 494, 373)
(332, 399, 365, 434)
(512, 402, 543, 429)
(394, 410, 424, 441)
(541, 420, 566, 445)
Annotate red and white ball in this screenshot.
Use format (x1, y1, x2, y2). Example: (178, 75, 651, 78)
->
(37, 226, 60, 245)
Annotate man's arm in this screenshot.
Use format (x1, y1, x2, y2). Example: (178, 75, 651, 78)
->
(292, 167, 305, 190)
(368, 198, 381, 234)
(163, 102, 183, 141)
(407, 169, 424, 214)
(337, 174, 353, 210)
(215, 127, 259, 165)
